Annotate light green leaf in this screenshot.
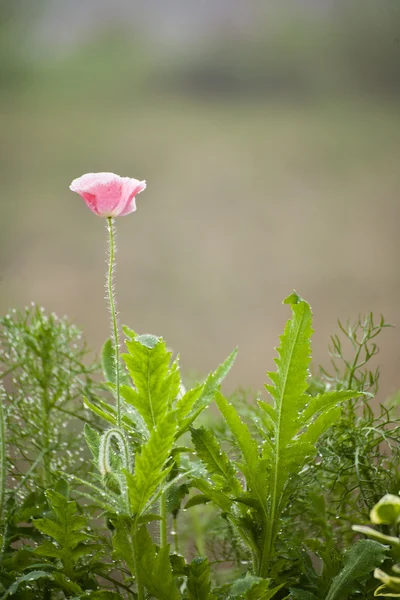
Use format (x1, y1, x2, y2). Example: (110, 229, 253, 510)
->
(301, 390, 359, 423)
(352, 525, 400, 547)
(122, 334, 181, 430)
(136, 525, 180, 600)
(370, 495, 400, 526)
(230, 575, 283, 599)
(215, 391, 268, 513)
(101, 338, 130, 385)
(126, 412, 177, 516)
(191, 426, 241, 494)
(84, 423, 101, 463)
(256, 293, 361, 577)
(176, 349, 238, 437)
(374, 567, 400, 597)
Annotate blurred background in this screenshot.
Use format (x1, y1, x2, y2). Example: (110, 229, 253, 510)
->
(1, 0, 399, 398)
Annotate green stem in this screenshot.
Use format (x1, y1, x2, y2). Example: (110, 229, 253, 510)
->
(131, 521, 145, 600)
(107, 217, 121, 430)
(160, 492, 167, 548)
(172, 514, 179, 553)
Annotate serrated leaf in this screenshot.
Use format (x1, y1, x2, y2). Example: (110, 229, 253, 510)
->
(136, 525, 180, 600)
(187, 557, 211, 600)
(301, 390, 359, 423)
(121, 334, 181, 430)
(176, 349, 237, 437)
(255, 293, 361, 577)
(84, 423, 101, 463)
(52, 572, 83, 595)
(191, 426, 241, 494)
(215, 392, 268, 514)
(126, 413, 177, 516)
(325, 540, 388, 600)
(33, 490, 94, 578)
(111, 517, 136, 575)
(166, 483, 190, 516)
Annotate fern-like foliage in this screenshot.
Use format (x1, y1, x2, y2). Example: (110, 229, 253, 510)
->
(193, 293, 360, 578)
(80, 328, 236, 599)
(33, 490, 103, 592)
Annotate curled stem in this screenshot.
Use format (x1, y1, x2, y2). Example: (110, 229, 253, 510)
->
(107, 217, 121, 429)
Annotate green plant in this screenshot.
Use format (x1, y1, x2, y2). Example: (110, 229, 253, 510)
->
(189, 293, 360, 582)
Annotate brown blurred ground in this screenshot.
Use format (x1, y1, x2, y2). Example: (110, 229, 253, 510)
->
(1, 1, 399, 399)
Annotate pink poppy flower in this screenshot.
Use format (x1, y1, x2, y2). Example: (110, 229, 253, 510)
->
(70, 172, 146, 217)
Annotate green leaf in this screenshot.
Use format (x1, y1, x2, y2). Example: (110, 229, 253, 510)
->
(187, 557, 211, 600)
(215, 392, 268, 515)
(325, 540, 388, 600)
(83, 396, 116, 426)
(33, 490, 94, 578)
(301, 390, 360, 423)
(121, 334, 181, 430)
(185, 494, 212, 509)
(136, 525, 180, 600)
(3, 571, 54, 598)
(84, 423, 101, 463)
(230, 575, 283, 599)
(111, 516, 136, 575)
(102, 338, 130, 385)
(255, 292, 361, 577)
(166, 483, 190, 517)
(101, 338, 115, 383)
(52, 572, 83, 595)
(126, 413, 177, 517)
(289, 590, 318, 600)
(176, 349, 238, 437)
(245, 581, 284, 600)
(191, 426, 241, 494)
(231, 575, 265, 596)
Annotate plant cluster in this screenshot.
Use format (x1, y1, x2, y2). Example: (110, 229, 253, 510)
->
(0, 173, 398, 598)
(0, 294, 398, 599)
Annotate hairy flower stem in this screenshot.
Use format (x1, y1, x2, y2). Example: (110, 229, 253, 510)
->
(107, 217, 122, 430)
